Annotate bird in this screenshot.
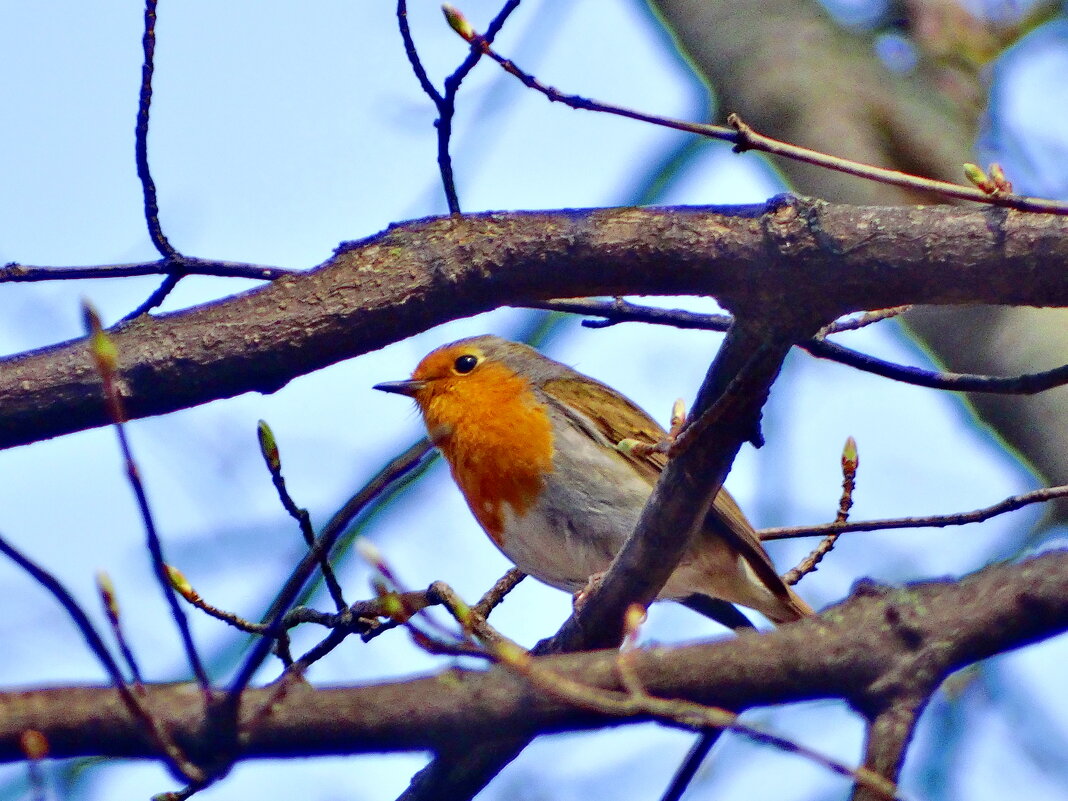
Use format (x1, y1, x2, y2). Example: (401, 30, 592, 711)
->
(374, 334, 813, 626)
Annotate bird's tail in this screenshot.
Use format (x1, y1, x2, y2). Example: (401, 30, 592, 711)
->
(761, 585, 814, 625)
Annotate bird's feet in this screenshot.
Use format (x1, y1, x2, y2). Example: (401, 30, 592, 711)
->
(572, 571, 607, 612)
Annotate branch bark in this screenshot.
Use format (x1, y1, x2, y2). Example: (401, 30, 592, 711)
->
(0, 550, 1063, 766)
(3, 201, 1068, 450)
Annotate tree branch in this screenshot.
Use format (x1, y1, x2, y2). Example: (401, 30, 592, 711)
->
(0, 551, 1063, 765)
(854, 701, 923, 801)
(533, 298, 1068, 395)
(2, 201, 1068, 450)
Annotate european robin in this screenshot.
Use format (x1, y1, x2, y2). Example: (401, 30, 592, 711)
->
(374, 335, 812, 625)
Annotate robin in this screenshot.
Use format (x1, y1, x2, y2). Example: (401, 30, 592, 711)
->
(374, 334, 812, 626)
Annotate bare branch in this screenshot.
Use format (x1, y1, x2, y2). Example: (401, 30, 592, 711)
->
(807, 338, 1068, 395)
(2, 203, 1068, 451)
(532, 297, 1068, 395)
(472, 568, 526, 618)
(84, 306, 210, 691)
(761, 484, 1068, 541)
(452, 21, 1068, 214)
(398, 0, 522, 212)
(136, 0, 175, 260)
(227, 439, 435, 699)
(853, 702, 923, 801)
(0, 552, 1065, 766)
(96, 573, 145, 689)
(396, 0, 442, 105)
(784, 436, 857, 585)
(0, 259, 293, 284)
(822, 307, 912, 334)
(132, 0, 189, 319)
(0, 531, 201, 782)
(258, 421, 346, 612)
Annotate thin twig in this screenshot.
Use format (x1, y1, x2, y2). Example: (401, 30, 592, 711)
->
(451, 20, 1068, 215)
(172, 574, 268, 635)
(446, 2, 520, 90)
(295, 590, 440, 656)
(360, 570, 522, 643)
(784, 437, 857, 585)
(122, 273, 182, 322)
(660, 731, 725, 801)
(419, 576, 900, 801)
(726, 113, 1068, 214)
(436, 1, 521, 212)
(0, 258, 293, 283)
(258, 422, 346, 611)
(175, 564, 440, 669)
(227, 438, 435, 700)
(84, 306, 211, 691)
(529, 298, 1068, 395)
(400, 1, 522, 212)
(136, 0, 176, 259)
(807, 337, 1068, 394)
(428, 581, 510, 650)
(511, 651, 899, 800)
(472, 567, 526, 617)
(762, 484, 1068, 541)
(289, 627, 351, 674)
(132, 0, 189, 319)
(152, 783, 203, 801)
(525, 297, 734, 331)
(396, 0, 443, 104)
(0, 532, 202, 783)
(97, 573, 145, 688)
(821, 307, 912, 335)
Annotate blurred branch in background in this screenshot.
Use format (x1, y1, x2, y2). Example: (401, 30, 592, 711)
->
(648, 0, 1068, 524)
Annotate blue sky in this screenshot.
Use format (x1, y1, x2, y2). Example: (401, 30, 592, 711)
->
(0, 2, 1066, 800)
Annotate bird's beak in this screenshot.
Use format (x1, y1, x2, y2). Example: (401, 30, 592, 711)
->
(373, 379, 426, 397)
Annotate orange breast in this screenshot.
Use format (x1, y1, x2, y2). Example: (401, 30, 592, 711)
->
(420, 362, 555, 545)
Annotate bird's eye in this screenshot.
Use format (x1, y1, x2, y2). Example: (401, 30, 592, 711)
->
(453, 354, 479, 374)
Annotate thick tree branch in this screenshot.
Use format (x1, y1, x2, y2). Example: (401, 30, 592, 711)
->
(2, 201, 1068, 450)
(0, 551, 1063, 765)
(854, 702, 923, 801)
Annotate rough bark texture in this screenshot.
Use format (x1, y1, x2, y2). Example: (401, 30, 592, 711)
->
(2, 201, 1067, 450)
(0, 551, 1062, 764)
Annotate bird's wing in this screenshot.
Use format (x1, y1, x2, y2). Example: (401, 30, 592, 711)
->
(703, 497, 799, 605)
(540, 377, 667, 484)
(543, 376, 810, 618)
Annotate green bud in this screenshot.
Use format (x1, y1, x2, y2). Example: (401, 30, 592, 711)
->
(165, 565, 195, 601)
(841, 436, 858, 471)
(96, 571, 120, 620)
(962, 162, 989, 190)
(82, 301, 119, 375)
(257, 420, 281, 473)
(442, 4, 475, 41)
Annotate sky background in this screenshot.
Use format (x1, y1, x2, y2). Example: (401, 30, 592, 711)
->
(1, 1, 1067, 799)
